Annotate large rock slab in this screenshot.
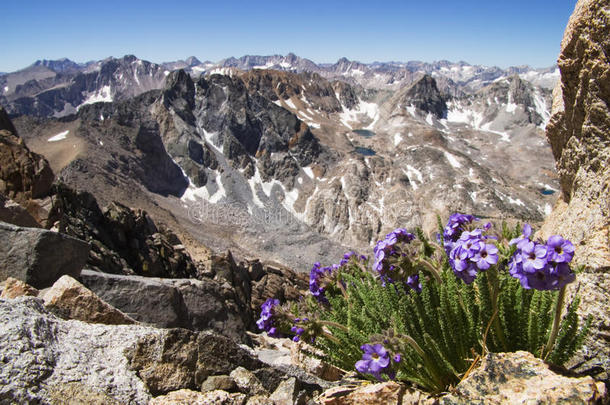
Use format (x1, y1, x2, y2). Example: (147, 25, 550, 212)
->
(0, 297, 156, 404)
(0, 221, 90, 288)
(41, 275, 136, 325)
(0, 193, 41, 228)
(540, 0, 610, 270)
(79, 269, 251, 343)
(440, 351, 606, 404)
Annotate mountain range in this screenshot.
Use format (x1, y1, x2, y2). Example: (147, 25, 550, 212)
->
(2, 54, 559, 270)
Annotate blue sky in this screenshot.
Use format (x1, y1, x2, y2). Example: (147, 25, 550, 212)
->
(3, 0, 577, 72)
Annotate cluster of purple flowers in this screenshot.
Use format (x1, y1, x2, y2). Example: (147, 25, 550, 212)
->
(441, 214, 498, 284)
(372, 228, 421, 292)
(310, 252, 367, 302)
(440, 213, 477, 255)
(256, 298, 280, 337)
(508, 224, 576, 290)
(290, 317, 308, 342)
(355, 343, 401, 380)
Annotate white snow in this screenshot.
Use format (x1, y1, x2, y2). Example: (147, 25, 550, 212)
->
(182, 172, 227, 204)
(48, 130, 69, 142)
(393, 133, 403, 146)
(100, 114, 104, 121)
(284, 99, 297, 110)
(99, 141, 104, 146)
(403, 165, 423, 190)
(469, 191, 478, 202)
(297, 177, 303, 185)
(164, 70, 170, 76)
(505, 102, 518, 113)
(302, 166, 314, 179)
(339, 99, 379, 130)
(3, 86, 8, 93)
(481, 123, 511, 142)
(507, 196, 525, 206)
(408, 132, 413, 137)
(425, 113, 434, 126)
(79, 85, 113, 108)
(444, 152, 462, 168)
(533, 90, 551, 128)
(279, 61, 293, 69)
(446, 102, 484, 128)
(544, 203, 552, 216)
(406, 104, 417, 117)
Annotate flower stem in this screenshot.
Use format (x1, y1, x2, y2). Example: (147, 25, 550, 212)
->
(487, 268, 508, 351)
(419, 258, 443, 284)
(543, 285, 566, 360)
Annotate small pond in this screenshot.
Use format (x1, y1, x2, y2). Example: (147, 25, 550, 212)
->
(539, 188, 556, 195)
(352, 129, 376, 138)
(355, 147, 376, 156)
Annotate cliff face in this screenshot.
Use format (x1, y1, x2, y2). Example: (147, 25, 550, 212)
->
(540, 0, 610, 270)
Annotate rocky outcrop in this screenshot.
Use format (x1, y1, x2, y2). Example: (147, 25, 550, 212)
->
(0, 277, 39, 298)
(79, 270, 252, 343)
(440, 351, 606, 404)
(0, 221, 89, 288)
(539, 0, 610, 270)
(537, 0, 610, 387)
(153, 69, 323, 188)
(0, 193, 41, 227)
(0, 297, 155, 404)
(49, 184, 197, 278)
(0, 110, 54, 203)
(41, 275, 136, 325)
(0, 297, 330, 404)
(401, 74, 447, 118)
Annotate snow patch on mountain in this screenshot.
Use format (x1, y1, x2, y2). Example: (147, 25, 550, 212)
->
(79, 85, 113, 109)
(48, 130, 69, 142)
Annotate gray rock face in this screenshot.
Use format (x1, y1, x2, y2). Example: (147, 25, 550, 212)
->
(79, 269, 252, 343)
(0, 297, 155, 404)
(3, 55, 169, 118)
(49, 184, 196, 278)
(0, 221, 89, 288)
(154, 69, 323, 187)
(539, 0, 610, 270)
(400, 74, 448, 118)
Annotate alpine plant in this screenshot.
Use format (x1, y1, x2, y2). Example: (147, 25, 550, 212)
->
(257, 214, 590, 393)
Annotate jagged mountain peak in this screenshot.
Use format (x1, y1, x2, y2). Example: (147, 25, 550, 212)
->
(400, 74, 447, 118)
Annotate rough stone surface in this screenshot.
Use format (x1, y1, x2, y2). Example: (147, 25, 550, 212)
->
(0, 297, 157, 404)
(440, 351, 607, 404)
(230, 367, 269, 396)
(0, 193, 41, 227)
(125, 329, 264, 396)
(0, 113, 54, 203)
(0, 221, 90, 288)
(540, 0, 610, 270)
(318, 381, 405, 405)
(149, 389, 246, 405)
(200, 375, 237, 393)
(268, 377, 300, 404)
(0, 277, 39, 299)
(80, 269, 251, 343)
(41, 275, 136, 325)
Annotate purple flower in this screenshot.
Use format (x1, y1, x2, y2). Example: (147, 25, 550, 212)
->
(508, 228, 576, 291)
(393, 353, 402, 363)
(355, 344, 390, 378)
(509, 224, 533, 250)
(444, 218, 495, 284)
(257, 298, 281, 337)
(521, 242, 548, 273)
(373, 228, 419, 292)
(473, 243, 499, 270)
(546, 235, 575, 263)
